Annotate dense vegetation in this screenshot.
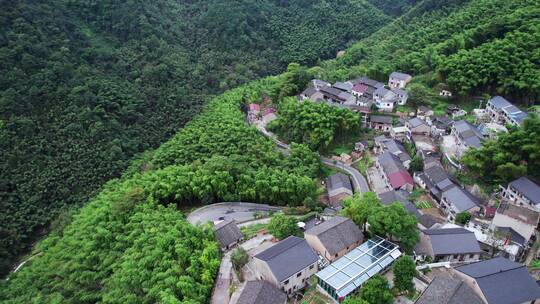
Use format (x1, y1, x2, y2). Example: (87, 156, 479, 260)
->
(0, 76, 322, 302)
(0, 0, 392, 274)
(367, 0, 418, 16)
(317, 0, 540, 105)
(462, 114, 540, 185)
(269, 98, 360, 152)
(343, 192, 419, 253)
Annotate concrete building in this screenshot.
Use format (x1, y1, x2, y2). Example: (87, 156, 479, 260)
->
(214, 218, 244, 251)
(376, 152, 414, 192)
(454, 257, 540, 304)
(416, 275, 484, 304)
(492, 203, 539, 244)
(451, 120, 484, 158)
(388, 72, 412, 89)
(233, 280, 287, 304)
(414, 227, 482, 263)
(369, 115, 393, 132)
(253, 236, 318, 295)
(500, 176, 540, 211)
(304, 216, 363, 262)
(406, 117, 431, 136)
(373, 87, 398, 111)
(486, 96, 528, 126)
(440, 186, 481, 221)
(326, 173, 353, 207)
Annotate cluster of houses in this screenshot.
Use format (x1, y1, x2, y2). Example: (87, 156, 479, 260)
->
(299, 72, 412, 113)
(216, 209, 540, 304)
(228, 73, 540, 303)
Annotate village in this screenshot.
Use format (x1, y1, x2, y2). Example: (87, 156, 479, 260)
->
(190, 72, 540, 304)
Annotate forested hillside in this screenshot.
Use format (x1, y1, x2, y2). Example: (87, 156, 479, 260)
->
(0, 75, 322, 303)
(2, 0, 539, 301)
(319, 0, 540, 105)
(0, 0, 392, 274)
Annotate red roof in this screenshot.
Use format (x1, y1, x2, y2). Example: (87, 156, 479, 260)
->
(352, 83, 369, 94)
(483, 206, 497, 218)
(263, 108, 276, 115)
(248, 103, 260, 111)
(388, 171, 414, 189)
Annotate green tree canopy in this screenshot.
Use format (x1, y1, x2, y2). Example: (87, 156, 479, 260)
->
(393, 256, 418, 293)
(342, 192, 382, 232)
(268, 214, 300, 240)
(360, 275, 393, 304)
(368, 203, 419, 253)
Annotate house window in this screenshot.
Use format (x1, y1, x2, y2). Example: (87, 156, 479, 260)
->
(284, 279, 289, 285)
(335, 253, 338, 258)
(309, 265, 314, 270)
(297, 272, 302, 278)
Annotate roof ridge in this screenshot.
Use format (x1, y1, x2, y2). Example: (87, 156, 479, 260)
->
(473, 264, 525, 279)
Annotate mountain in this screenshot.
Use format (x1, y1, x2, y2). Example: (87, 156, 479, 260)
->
(0, 0, 392, 275)
(319, 0, 540, 104)
(2, 0, 539, 302)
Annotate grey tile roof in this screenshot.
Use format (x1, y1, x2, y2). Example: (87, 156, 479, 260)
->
(392, 88, 408, 97)
(416, 276, 484, 304)
(418, 214, 444, 229)
(442, 186, 479, 212)
(378, 152, 406, 175)
(453, 120, 483, 148)
(409, 117, 428, 128)
(236, 280, 287, 304)
(305, 216, 363, 256)
(320, 86, 344, 98)
(419, 228, 482, 256)
(327, 173, 353, 193)
(374, 86, 393, 97)
(214, 219, 243, 249)
(489, 96, 513, 109)
(371, 115, 393, 124)
(502, 105, 522, 115)
(255, 236, 318, 282)
(301, 87, 317, 98)
(455, 257, 540, 304)
(511, 111, 529, 125)
(379, 191, 421, 218)
(424, 166, 450, 184)
(390, 72, 412, 81)
(509, 177, 540, 205)
(333, 81, 353, 92)
(353, 76, 385, 88)
(496, 203, 539, 226)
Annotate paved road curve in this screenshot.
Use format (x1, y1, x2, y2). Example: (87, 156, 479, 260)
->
(257, 124, 370, 194)
(187, 202, 281, 225)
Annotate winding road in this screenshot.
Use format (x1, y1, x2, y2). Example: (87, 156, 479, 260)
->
(257, 124, 370, 193)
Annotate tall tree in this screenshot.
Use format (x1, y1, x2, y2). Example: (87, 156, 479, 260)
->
(268, 214, 300, 240)
(368, 203, 419, 253)
(393, 256, 418, 293)
(342, 192, 382, 233)
(360, 275, 394, 304)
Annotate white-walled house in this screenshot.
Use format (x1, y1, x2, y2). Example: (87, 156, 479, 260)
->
(388, 72, 412, 89)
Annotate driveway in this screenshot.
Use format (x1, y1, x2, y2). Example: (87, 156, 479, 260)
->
(211, 251, 233, 304)
(256, 124, 370, 194)
(441, 135, 458, 159)
(187, 202, 282, 225)
(211, 233, 274, 304)
(367, 167, 390, 194)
